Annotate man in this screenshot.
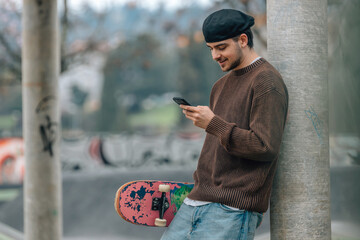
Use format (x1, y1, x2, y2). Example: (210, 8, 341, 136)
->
(162, 9, 288, 240)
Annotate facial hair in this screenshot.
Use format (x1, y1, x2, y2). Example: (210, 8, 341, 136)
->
(226, 43, 244, 72)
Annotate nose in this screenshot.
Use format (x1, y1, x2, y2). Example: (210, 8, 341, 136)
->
(211, 50, 221, 61)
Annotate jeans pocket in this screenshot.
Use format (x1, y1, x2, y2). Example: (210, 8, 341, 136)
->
(218, 203, 245, 213)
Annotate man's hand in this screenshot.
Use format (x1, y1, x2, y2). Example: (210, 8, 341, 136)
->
(180, 105, 215, 129)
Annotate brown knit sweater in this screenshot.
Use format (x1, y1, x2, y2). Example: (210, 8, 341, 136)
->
(187, 58, 288, 213)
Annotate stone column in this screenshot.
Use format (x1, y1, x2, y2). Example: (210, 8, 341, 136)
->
(22, 0, 62, 239)
(267, 0, 331, 239)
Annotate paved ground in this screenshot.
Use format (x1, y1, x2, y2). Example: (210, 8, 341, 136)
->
(0, 167, 359, 239)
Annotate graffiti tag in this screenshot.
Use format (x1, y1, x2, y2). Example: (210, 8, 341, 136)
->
(36, 96, 58, 157)
(304, 106, 323, 144)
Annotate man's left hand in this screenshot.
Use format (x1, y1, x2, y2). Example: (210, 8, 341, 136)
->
(180, 105, 215, 129)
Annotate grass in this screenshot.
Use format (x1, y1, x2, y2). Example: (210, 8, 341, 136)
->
(0, 115, 15, 129)
(0, 233, 14, 240)
(0, 189, 20, 202)
(128, 104, 180, 130)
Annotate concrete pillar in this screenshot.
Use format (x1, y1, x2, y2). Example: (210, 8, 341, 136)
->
(267, 0, 331, 239)
(22, 0, 62, 239)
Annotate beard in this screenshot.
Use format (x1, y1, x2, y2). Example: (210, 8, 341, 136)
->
(223, 44, 244, 72)
(227, 57, 241, 71)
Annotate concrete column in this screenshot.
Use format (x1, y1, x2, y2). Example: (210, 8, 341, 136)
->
(22, 0, 62, 239)
(267, 0, 331, 239)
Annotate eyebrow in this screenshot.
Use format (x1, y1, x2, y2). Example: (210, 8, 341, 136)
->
(206, 43, 228, 49)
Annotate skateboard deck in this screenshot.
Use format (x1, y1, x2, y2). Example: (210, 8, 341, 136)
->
(114, 180, 194, 227)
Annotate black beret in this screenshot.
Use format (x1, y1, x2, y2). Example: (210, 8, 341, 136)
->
(202, 9, 255, 43)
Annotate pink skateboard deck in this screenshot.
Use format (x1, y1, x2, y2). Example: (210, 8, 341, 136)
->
(114, 180, 194, 227)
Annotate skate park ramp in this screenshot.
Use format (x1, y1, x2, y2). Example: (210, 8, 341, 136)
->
(0, 167, 359, 239)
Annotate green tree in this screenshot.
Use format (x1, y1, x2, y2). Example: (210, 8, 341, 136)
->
(97, 34, 176, 132)
(328, 0, 360, 135)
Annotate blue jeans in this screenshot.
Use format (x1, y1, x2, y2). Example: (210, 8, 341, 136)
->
(161, 203, 263, 240)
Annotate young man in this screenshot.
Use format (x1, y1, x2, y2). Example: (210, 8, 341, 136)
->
(162, 9, 288, 240)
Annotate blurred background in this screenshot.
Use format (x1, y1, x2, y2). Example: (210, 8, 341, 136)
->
(0, 0, 359, 239)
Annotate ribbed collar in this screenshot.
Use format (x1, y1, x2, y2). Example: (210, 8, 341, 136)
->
(232, 58, 266, 76)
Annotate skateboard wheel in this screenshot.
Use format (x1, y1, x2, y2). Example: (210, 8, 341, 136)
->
(159, 184, 170, 192)
(155, 218, 167, 227)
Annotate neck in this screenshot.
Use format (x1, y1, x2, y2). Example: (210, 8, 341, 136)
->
(234, 48, 259, 70)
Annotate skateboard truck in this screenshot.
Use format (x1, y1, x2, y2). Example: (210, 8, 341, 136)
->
(152, 184, 170, 227)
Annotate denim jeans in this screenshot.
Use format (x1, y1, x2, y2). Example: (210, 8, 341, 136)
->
(161, 203, 263, 240)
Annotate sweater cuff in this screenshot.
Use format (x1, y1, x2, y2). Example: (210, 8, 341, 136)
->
(206, 115, 234, 138)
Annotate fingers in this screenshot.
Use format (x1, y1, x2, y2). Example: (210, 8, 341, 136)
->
(179, 105, 213, 129)
(183, 109, 201, 125)
(182, 108, 198, 124)
(183, 112, 197, 126)
(181, 106, 204, 119)
(180, 105, 197, 112)
(183, 109, 196, 119)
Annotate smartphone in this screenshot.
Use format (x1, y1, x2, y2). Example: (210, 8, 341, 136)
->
(173, 97, 192, 106)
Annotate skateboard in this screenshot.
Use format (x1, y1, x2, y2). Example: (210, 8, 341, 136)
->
(114, 180, 194, 227)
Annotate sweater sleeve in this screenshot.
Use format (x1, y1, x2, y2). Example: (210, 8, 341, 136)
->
(205, 89, 288, 162)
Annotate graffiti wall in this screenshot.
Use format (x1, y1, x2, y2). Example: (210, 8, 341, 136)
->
(1, 132, 360, 185)
(60, 132, 205, 171)
(0, 138, 24, 185)
(1, 133, 359, 185)
(0, 132, 205, 185)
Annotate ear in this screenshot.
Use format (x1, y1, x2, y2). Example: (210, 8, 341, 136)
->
(238, 33, 248, 48)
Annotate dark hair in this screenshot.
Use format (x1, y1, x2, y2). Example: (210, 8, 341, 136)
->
(232, 28, 254, 48)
